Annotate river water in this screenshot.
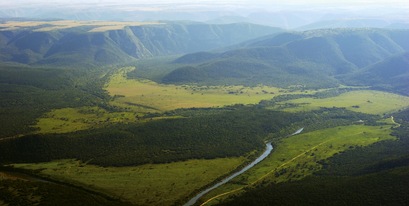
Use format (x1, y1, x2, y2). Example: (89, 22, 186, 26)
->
(184, 143, 273, 206)
(184, 127, 304, 206)
(290, 127, 304, 136)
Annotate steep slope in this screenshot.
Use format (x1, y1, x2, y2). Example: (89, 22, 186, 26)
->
(340, 52, 409, 95)
(0, 22, 281, 67)
(162, 29, 409, 89)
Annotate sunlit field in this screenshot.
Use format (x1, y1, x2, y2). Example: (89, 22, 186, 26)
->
(33, 107, 139, 134)
(280, 90, 409, 115)
(12, 157, 246, 206)
(106, 67, 290, 112)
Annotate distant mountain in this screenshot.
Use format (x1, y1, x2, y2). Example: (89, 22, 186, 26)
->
(340, 52, 409, 95)
(162, 29, 409, 88)
(0, 22, 282, 67)
(297, 19, 409, 30)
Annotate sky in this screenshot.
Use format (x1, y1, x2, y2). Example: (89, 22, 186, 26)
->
(3, 0, 409, 5)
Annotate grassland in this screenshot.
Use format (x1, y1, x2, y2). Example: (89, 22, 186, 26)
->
(33, 68, 284, 134)
(106, 67, 292, 112)
(33, 107, 140, 134)
(198, 124, 396, 205)
(279, 90, 409, 115)
(0, 20, 161, 32)
(33, 67, 303, 134)
(34, 67, 409, 134)
(12, 157, 246, 206)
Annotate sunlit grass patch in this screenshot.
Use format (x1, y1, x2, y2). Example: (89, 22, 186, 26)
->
(33, 106, 139, 134)
(106, 67, 289, 112)
(12, 157, 246, 206)
(281, 90, 409, 115)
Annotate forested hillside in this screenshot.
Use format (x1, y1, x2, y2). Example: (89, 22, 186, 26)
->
(0, 21, 281, 67)
(340, 52, 409, 95)
(161, 29, 409, 89)
(0, 62, 109, 138)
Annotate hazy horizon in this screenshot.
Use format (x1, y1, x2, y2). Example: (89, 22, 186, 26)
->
(1, 0, 408, 29)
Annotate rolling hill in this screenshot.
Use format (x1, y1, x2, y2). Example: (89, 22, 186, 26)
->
(340, 52, 409, 95)
(162, 29, 409, 89)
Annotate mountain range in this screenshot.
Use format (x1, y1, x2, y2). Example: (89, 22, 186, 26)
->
(0, 22, 281, 67)
(162, 28, 409, 93)
(1, 20, 408, 95)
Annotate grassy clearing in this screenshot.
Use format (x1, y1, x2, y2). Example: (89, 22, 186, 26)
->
(33, 106, 139, 134)
(33, 67, 299, 134)
(106, 67, 292, 112)
(200, 125, 396, 205)
(12, 157, 245, 206)
(280, 90, 409, 115)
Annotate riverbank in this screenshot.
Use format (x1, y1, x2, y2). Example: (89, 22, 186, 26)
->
(184, 143, 273, 206)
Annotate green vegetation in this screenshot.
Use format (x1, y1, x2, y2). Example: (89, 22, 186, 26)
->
(0, 106, 378, 167)
(0, 21, 280, 66)
(198, 125, 395, 205)
(216, 109, 409, 206)
(279, 90, 409, 115)
(341, 52, 409, 96)
(1, 106, 385, 205)
(106, 67, 284, 112)
(160, 29, 409, 89)
(1, 23, 409, 206)
(219, 166, 409, 206)
(34, 106, 139, 134)
(0, 63, 109, 138)
(12, 157, 245, 206)
(0, 107, 291, 166)
(0, 171, 128, 206)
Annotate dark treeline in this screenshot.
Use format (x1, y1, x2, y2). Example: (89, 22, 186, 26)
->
(0, 107, 377, 167)
(0, 178, 130, 206)
(394, 108, 409, 122)
(217, 109, 409, 206)
(259, 87, 361, 107)
(219, 168, 409, 206)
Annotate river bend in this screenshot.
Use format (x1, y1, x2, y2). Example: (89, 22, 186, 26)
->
(184, 143, 273, 206)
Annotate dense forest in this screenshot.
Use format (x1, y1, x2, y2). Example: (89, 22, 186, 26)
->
(0, 62, 110, 138)
(0, 106, 378, 167)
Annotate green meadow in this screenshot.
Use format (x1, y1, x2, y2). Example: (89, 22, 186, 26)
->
(33, 107, 139, 134)
(280, 90, 409, 115)
(199, 124, 396, 205)
(106, 67, 287, 112)
(33, 67, 290, 134)
(12, 157, 246, 206)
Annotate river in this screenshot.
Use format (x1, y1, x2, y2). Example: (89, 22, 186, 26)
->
(290, 127, 304, 136)
(184, 127, 304, 206)
(184, 143, 273, 206)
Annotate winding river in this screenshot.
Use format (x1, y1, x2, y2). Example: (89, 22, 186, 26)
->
(184, 127, 304, 206)
(184, 143, 273, 206)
